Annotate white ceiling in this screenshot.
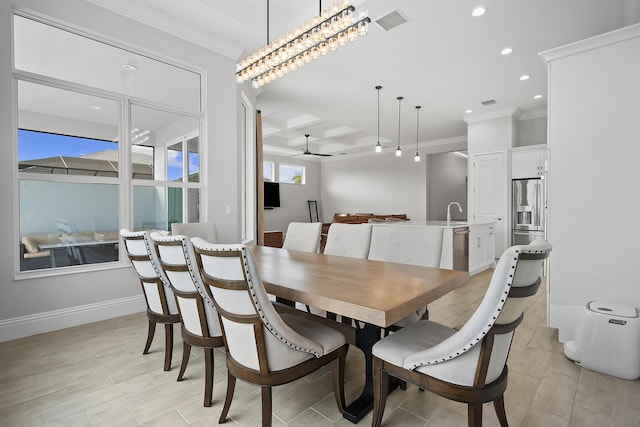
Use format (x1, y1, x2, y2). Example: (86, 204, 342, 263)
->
(85, 0, 639, 157)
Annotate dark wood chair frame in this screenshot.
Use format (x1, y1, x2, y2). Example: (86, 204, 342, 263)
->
(372, 252, 548, 427)
(154, 238, 225, 407)
(123, 233, 181, 372)
(194, 249, 347, 427)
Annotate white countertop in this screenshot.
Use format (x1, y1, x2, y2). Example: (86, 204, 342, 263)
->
(379, 220, 495, 229)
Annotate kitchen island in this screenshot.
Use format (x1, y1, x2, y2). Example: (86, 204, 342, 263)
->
(371, 220, 496, 275)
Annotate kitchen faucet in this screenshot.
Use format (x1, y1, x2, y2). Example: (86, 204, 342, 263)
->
(447, 202, 462, 225)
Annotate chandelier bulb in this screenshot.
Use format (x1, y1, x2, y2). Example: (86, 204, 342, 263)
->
(237, 1, 371, 86)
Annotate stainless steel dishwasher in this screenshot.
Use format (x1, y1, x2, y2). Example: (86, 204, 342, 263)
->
(452, 227, 470, 271)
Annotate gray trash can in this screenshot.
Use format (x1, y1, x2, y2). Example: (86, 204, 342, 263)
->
(563, 301, 640, 380)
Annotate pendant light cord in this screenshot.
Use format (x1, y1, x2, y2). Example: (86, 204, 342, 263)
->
(376, 86, 381, 143)
(416, 106, 421, 149)
(397, 96, 403, 150)
(267, 0, 270, 44)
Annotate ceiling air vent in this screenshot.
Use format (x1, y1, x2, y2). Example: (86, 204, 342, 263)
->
(375, 10, 408, 31)
(481, 99, 497, 106)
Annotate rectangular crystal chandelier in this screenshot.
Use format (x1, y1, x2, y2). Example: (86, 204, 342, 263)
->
(236, 1, 370, 88)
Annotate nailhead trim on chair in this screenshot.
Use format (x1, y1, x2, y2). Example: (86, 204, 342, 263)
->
(239, 247, 319, 357)
(134, 231, 174, 293)
(411, 243, 551, 369)
(151, 233, 218, 310)
(193, 242, 320, 358)
(411, 248, 521, 368)
(181, 238, 217, 309)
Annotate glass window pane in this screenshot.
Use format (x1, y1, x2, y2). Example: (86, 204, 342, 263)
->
(187, 189, 201, 222)
(168, 141, 183, 182)
(263, 161, 274, 182)
(133, 186, 183, 231)
(19, 181, 120, 271)
(18, 81, 119, 177)
(14, 15, 201, 113)
(187, 136, 200, 183)
(279, 164, 305, 184)
(131, 105, 199, 182)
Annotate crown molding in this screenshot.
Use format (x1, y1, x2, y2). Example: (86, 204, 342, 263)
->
(540, 22, 640, 63)
(519, 109, 547, 120)
(463, 108, 519, 124)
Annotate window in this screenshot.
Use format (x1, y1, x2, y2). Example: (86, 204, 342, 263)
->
(14, 14, 203, 273)
(279, 163, 305, 185)
(263, 161, 274, 182)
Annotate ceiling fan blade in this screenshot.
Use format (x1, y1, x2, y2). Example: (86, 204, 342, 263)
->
(302, 134, 332, 156)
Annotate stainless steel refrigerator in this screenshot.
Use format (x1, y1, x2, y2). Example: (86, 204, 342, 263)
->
(512, 178, 545, 245)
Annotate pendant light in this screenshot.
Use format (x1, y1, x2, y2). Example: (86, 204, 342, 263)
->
(414, 105, 421, 162)
(375, 85, 382, 153)
(395, 96, 403, 157)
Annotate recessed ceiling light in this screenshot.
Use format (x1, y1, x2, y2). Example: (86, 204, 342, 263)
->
(89, 105, 101, 110)
(465, 109, 473, 114)
(472, 6, 487, 17)
(519, 74, 530, 81)
(501, 47, 513, 55)
(534, 94, 543, 99)
(122, 64, 137, 71)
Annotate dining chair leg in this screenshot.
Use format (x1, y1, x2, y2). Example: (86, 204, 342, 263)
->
(493, 395, 509, 427)
(143, 319, 156, 355)
(177, 341, 190, 381)
(163, 323, 173, 371)
(203, 348, 214, 407)
(261, 386, 272, 427)
(332, 345, 347, 412)
(218, 372, 236, 423)
(371, 357, 389, 427)
(468, 403, 483, 427)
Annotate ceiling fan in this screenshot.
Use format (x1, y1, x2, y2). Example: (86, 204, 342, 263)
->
(302, 134, 332, 157)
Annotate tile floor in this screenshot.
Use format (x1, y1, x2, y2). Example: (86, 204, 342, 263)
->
(1, 268, 639, 426)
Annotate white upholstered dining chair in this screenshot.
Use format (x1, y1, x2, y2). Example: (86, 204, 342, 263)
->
(321, 223, 373, 320)
(171, 221, 219, 243)
(282, 221, 322, 253)
(323, 223, 372, 259)
(120, 229, 181, 372)
(368, 225, 445, 328)
(191, 239, 348, 427)
(371, 239, 552, 427)
(150, 232, 224, 407)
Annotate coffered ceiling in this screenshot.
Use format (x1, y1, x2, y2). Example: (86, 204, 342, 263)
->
(87, 0, 640, 158)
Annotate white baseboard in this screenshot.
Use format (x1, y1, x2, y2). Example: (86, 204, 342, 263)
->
(0, 295, 145, 342)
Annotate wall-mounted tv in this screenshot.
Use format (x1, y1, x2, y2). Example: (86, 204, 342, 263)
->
(264, 181, 280, 208)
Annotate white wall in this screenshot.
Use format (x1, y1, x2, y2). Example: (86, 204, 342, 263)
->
(263, 153, 322, 231)
(0, 0, 242, 341)
(516, 116, 547, 147)
(427, 153, 467, 221)
(542, 24, 640, 341)
(320, 152, 427, 221)
(466, 114, 516, 154)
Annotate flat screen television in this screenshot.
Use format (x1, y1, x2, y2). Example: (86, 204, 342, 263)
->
(264, 181, 280, 208)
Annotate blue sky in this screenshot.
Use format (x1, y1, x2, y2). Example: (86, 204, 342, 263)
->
(18, 129, 116, 161)
(18, 129, 199, 180)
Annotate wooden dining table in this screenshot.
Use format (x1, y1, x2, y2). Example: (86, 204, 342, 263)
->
(248, 245, 470, 423)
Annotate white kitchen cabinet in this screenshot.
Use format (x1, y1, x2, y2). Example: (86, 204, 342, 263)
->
(512, 145, 547, 179)
(468, 223, 495, 275)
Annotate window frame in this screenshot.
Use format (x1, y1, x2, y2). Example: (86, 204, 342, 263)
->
(263, 160, 275, 182)
(13, 12, 206, 277)
(278, 163, 306, 185)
